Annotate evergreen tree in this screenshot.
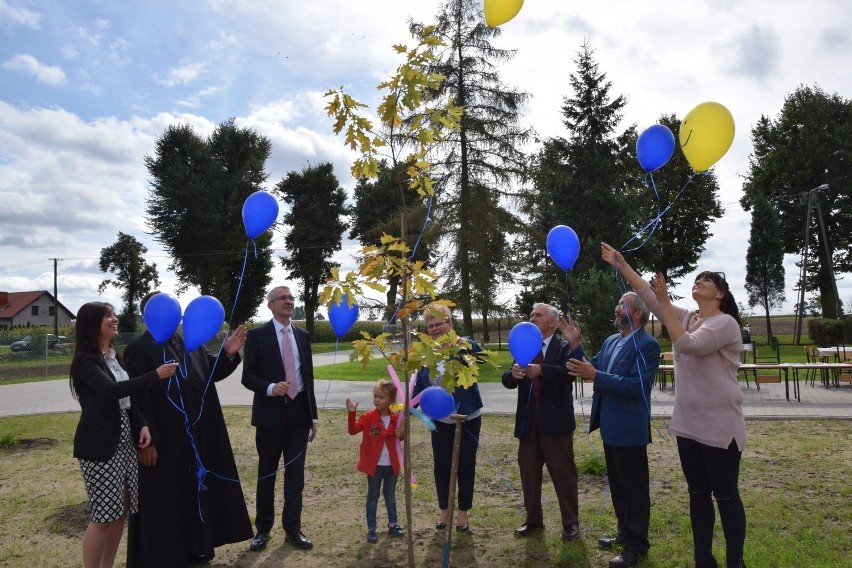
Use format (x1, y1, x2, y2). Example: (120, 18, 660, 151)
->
(741, 85, 852, 318)
(745, 194, 786, 343)
(518, 41, 636, 336)
(415, 0, 533, 335)
(145, 119, 274, 323)
(275, 162, 348, 336)
(98, 232, 160, 332)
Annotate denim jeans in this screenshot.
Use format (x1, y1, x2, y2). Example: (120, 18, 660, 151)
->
(366, 465, 398, 530)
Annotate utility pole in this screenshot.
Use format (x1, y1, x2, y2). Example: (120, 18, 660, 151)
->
(50, 258, 61, 335)
(793, 184, 837, 345)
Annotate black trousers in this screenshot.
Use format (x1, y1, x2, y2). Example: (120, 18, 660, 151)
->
(677, 436, 746, 568)
(603, 443, 651, 555)
(254, 396, 311, 535)
(430, 415, 481, 512)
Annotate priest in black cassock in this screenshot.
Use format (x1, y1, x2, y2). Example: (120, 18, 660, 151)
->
(125, 292, 252, 567)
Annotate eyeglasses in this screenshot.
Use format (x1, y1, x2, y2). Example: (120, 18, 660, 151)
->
(716, 272, 726, 281)
(427, 321, 449, 331)
(272, 294, 295, 302)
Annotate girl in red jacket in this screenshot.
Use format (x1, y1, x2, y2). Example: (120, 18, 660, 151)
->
(346, 379, 405, 543)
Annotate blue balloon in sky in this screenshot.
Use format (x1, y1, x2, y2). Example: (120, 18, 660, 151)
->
(242, 191, 279, 239)
(182, 295, 225, 351)
(328, 294, 359, 338)
(546, 225, 580, 271)
(143, 293, 182, 344)
(508, 321, 543, 368)
(636, 124, 675, 173)
(419, 386, 454, 420)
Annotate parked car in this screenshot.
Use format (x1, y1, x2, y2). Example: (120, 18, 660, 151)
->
(9, 334, 67, 352)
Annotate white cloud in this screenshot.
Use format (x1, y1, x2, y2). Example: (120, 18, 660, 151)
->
(1, 0, 851, 318)
(74, 25, 103, 47)
(0, 0, 41, 29)
(156, 61, 207, 86)
(2, 53, 65, 85)
(60, 45, 79, 59)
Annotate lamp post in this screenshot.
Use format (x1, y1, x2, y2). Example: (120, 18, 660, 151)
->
(793, 184, 836, 345)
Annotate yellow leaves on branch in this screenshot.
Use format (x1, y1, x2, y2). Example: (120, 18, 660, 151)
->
(323, 25, 461, 190)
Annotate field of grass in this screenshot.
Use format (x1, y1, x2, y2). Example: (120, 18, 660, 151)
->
(0, 412, 849, 567)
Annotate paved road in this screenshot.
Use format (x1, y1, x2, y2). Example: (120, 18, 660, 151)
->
(2, 351, 851, 419)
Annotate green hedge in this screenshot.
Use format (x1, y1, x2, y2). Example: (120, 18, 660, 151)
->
(807, 318, 852, 346)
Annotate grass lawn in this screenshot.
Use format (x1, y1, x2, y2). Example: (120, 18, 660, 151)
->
(0, 412, 849, 567)
(314, 349, 515, 382)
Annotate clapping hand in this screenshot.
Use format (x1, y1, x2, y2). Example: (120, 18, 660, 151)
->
(223, 325, 247, 357)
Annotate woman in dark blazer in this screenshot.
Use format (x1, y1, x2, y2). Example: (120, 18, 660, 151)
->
(69, 302, 177, 568)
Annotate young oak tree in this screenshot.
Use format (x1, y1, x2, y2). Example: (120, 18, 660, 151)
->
(325, 25, 490, 565)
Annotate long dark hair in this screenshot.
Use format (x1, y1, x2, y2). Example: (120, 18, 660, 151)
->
(695, 271, 741, 327)
(69, 302, 123, 398)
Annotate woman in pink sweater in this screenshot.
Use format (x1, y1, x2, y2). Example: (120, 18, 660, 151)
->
(601, 242, 746, 568)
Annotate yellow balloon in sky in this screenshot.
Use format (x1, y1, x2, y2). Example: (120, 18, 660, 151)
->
(484, 0, 524, 27)
(678, 102, 735, 172)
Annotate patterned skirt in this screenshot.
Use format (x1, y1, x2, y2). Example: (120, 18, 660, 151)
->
(78, 409, 139, 523)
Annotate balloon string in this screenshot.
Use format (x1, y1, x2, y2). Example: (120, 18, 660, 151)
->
(620, 172, 698, 253)
(320, 338, 340, 409)
(228, 241, 252, 325)
(387, 195, 433, 325)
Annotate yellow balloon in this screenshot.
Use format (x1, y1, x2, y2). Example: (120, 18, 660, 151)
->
(390, 402, 404, 413)
(678, 102, 735, 172)
(484, 0, 524, 27)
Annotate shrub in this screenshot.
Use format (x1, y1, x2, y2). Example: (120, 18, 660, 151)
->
(808, 318, 851, 345)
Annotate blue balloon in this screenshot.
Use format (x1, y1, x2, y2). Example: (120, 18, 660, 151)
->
(182, 296, 225, 351)
(636, 124, 675, 172)
(508, 321, 543, 368)
(546, 225, 580, 271)
(242, 191, 280, 239)
(419, 386, 454, 420)
(143, 293, 182, 344)
(328, 294, 359, 338)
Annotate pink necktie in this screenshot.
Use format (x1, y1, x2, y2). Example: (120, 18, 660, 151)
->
(282, 327, 298, 399)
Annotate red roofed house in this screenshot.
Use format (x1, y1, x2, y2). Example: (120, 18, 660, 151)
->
(0, 291, 75, 329)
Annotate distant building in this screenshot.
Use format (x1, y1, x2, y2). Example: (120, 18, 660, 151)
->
(0, 291, 75, 328)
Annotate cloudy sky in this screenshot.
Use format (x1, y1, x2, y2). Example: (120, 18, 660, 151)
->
(1, 0, 850, 323)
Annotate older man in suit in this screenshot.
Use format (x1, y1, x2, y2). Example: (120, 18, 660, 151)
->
(501, 303, 583, 541)
(563, 292, 660, 568)
(242, 285, 319, 552)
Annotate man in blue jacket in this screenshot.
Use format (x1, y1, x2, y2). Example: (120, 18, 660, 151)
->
(562, 292, 660, 568)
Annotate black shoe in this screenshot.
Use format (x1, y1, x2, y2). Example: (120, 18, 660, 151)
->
(515, 523, 544, 536)
(285, 530, 313, 550)
(561, 523, 581, 541)
(456, 524, 469, 533)
(249, 532, 269, 552)
(598, 534, 625, 549)
(608, 550, 645, 568)
(435, 521, 447, 530)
